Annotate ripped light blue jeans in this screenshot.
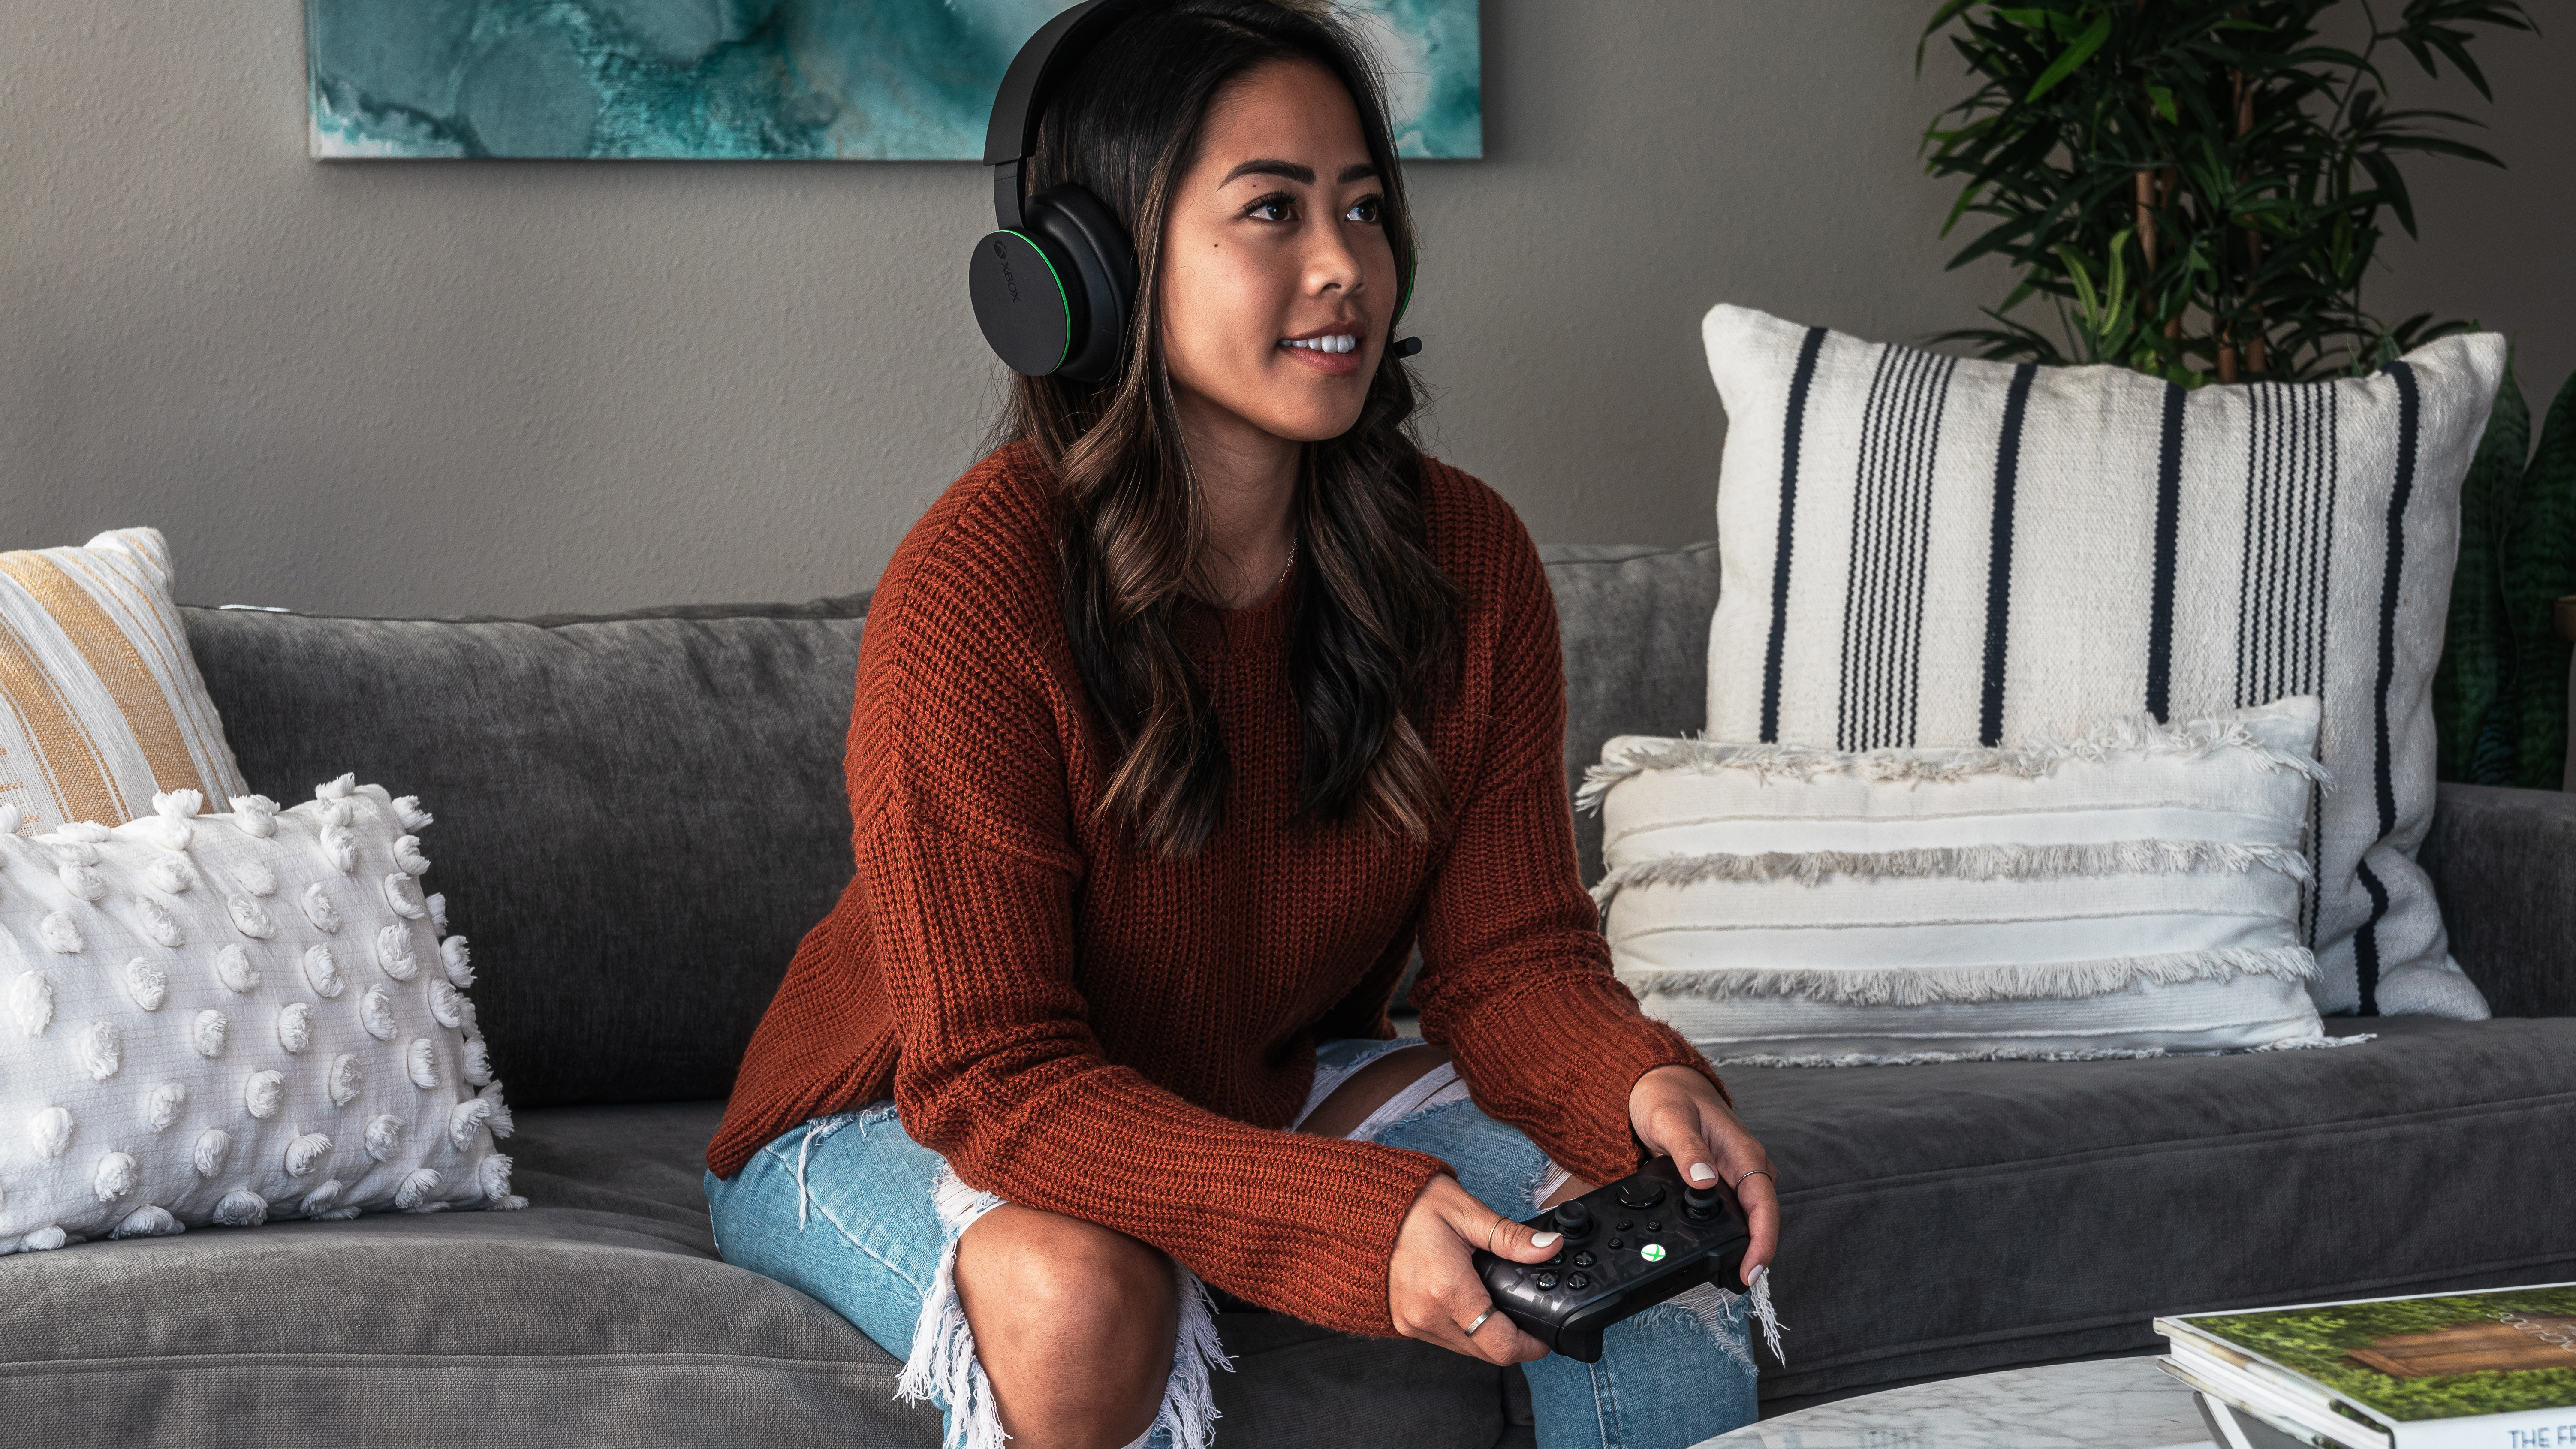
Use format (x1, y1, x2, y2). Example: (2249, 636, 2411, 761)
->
(702, 1038, 1760, 1449)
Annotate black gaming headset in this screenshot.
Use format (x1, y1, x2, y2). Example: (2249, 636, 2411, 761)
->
(966, 0, 1419, 383)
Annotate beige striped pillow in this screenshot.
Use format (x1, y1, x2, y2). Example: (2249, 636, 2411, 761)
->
(0, 528, 248, 833)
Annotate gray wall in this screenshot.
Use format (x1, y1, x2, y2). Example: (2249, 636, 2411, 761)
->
(3, 1, 2568, 618)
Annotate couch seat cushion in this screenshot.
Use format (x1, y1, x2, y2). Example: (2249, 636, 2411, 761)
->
(0, 1100, 1523, 1448)
(1732, 1016, 2576, 1401)
(0, 1101, 937, 1446)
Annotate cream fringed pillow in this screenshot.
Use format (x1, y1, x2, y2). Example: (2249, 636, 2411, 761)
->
(0, 777, 520, 1252)
(0, 528, 250, 833)
(1582, 697, 2362, 1065)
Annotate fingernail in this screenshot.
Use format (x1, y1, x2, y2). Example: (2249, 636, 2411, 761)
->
(1690, 1161, 1717, 1183)
(1531, 1232, 1559, 1247)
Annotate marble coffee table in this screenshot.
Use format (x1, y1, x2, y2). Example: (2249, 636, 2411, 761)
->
(1695, 1353, 2212, 1448)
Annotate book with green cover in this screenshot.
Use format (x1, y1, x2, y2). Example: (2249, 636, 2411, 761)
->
(2157, 1282, 2576, 1449)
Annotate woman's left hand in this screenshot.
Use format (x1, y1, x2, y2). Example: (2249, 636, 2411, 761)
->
(1628, 1065, 1779, 1282)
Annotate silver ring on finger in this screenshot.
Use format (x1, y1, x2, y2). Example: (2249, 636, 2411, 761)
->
(1732, 1167, 1776, 1192)
(1464, 1306, 1496, 1337)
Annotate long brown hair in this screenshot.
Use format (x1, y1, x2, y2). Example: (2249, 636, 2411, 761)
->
(999, 0, 1463, 859)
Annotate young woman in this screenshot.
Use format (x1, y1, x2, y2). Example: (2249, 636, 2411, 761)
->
(703, 4, 1782, 1447)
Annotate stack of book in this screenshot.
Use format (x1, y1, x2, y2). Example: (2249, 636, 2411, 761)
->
(2158, 1283, 2576, 1449)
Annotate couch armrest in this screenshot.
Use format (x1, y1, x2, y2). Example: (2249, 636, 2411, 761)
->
(2422, 783, 2576, 1017)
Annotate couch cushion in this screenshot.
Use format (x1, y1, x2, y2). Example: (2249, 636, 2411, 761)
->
(0, 1097, 1522, 1447)
(1537, 543, 1721, 887)
(0, 1099, 942, 1446)
(1730, 1015, 2576, 1401)
(2421, 782, 2576, 1017)
(183, 599, 871, 1108)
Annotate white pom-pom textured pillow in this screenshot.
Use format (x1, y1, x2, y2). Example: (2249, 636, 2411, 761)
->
(1700, 304, 2505, 1020)
(0, 527, 250, 833)
(0, 777, 518, 1252)
(1583, 698, 2358, 1064)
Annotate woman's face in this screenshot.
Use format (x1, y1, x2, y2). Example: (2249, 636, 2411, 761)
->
(1157, 58, 1398, 447)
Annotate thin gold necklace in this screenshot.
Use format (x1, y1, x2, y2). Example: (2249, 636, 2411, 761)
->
(1276, 533, 1299, 586)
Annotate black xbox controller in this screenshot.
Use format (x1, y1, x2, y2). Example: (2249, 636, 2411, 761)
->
(1470, 1155, 1750, 1363)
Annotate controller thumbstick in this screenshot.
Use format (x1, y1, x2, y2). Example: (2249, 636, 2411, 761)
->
(1682, 1182, 1722, 1219)
(1551, 1200, 1593, 1238)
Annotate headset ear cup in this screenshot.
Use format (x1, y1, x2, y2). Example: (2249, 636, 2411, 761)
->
(969, 227, 1084, 377)
(1022, 184, 1137, 384)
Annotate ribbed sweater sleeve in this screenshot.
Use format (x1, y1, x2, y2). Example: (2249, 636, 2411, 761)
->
(856, 526, 1452, 1338)
(1409, 512, 1728, 1188)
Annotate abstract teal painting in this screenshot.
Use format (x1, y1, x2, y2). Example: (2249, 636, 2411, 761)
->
(305, 0, 1481, 161)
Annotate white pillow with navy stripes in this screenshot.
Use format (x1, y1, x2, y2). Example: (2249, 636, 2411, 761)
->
(1699, 304, 2506, 1021)
(1584, 697, 2351, 1063)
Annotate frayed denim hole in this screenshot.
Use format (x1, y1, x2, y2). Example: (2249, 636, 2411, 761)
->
(1521, 1158, 1569, 1213)
(1657, 1288, 1759, 1378)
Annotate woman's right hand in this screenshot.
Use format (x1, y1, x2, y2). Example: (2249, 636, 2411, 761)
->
(1389, 1172, 1558, 1364)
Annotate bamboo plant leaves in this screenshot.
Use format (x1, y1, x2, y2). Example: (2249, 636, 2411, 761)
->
(2502, 369, 2576, 788)
(2433, 347, 2527, 785)
(2435, 358, 2576, 790)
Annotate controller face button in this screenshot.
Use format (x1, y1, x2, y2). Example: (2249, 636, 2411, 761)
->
(1535, 1272, 1559, 1291)
(1546, 1252, 1564, 1266)
(1572, 1252, 1594, 1268)
(1567, 1272, 1590, 1289)
(1640, 1244, 1667, 1263)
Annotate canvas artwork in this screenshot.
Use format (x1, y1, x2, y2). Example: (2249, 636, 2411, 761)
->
(305, 0, 1482, 160)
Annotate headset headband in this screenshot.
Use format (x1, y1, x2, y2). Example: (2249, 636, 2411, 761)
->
(983, 0, 1151, 232)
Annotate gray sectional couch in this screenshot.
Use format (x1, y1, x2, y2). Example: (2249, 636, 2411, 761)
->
(2, 541, 2568, 1446)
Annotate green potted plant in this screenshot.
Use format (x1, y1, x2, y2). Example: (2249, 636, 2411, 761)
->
(1916, 0, 2531, 383)
(1916, 0, 2573, 788)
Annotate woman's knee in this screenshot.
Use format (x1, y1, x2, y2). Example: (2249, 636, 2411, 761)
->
(953, 1204, 1178, 1431)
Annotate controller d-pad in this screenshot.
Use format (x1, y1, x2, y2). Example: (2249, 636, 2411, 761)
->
(1616, 1180, 1666, 1210)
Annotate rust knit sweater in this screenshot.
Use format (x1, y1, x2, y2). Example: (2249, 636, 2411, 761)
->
(708, 442, 1723, 1337)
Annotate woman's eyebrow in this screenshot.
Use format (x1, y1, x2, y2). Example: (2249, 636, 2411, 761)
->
(1218, 160, 1380, 186)
(1222, 159, 1314, 185)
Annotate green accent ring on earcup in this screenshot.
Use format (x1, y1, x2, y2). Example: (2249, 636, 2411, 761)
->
(1008, 231, 1073, 374)
(1007, 229, 1071, 374)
